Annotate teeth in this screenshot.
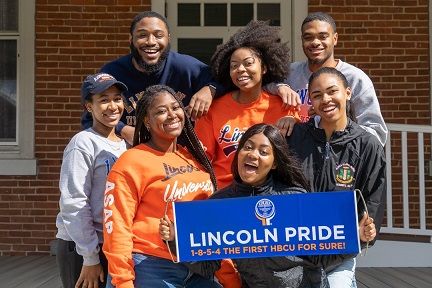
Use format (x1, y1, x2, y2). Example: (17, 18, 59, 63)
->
(238, 77, 249, 81)
(245, 162, 257, 167)
(323, 106, 336, 112)
(144, 49, 158, 53)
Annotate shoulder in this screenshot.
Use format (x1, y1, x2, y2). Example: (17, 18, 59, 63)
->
(168, 51, 208, 68)
(273, 180, 307, 194)
(210, 185, 235, 199)
(337, 60, 373, 83)
(290, 61, 307, 71)
(100, 54, 132, 70)
(349, 122, 385, 154)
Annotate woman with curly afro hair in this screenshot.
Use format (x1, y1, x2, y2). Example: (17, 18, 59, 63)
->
(194, 20, 300, 190)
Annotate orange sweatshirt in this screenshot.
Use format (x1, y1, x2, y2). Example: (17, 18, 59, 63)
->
(103, 144, 214, 288)
(194, 90, 300, 189)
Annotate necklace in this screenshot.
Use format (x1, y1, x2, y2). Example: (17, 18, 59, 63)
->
(102, 136, 123, 151)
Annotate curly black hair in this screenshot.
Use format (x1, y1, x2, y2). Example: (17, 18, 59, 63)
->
(211, 20, 290, 92)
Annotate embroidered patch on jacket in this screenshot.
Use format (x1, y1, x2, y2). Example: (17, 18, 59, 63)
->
(335, 163, 355, 187)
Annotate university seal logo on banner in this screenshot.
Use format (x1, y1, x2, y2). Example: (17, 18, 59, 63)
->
(255, 198, 275, 226)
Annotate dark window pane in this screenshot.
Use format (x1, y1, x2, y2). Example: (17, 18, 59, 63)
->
(257, 3, 281, 26)
(178, 4, 200, 26)
(0, 0, 18, 31)
(0, 40, 17, 141)
(204, 4, 227, 26)
(178, 38, 222, 65)
(231, 4, 253, 26)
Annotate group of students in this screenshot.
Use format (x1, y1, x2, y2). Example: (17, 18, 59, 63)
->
(55, 10, 387, 288)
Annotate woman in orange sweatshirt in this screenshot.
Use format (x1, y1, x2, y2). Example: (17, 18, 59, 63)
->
(194, 20, 300, 190)
(102, 85, 226, 288)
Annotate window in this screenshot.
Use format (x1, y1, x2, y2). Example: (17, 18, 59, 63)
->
(165, 0, 307, 65)
(0, 0, 36, 175)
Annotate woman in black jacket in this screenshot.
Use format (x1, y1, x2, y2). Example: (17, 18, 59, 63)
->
(287, 67, 385, 287)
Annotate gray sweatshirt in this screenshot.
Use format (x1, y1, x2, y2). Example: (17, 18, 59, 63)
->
(266, 60, 388, 146)
(56, 128, 126, 265)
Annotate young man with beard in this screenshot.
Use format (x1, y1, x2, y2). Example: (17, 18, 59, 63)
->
(266, 12, 387, 146)
(81, 11, 224, 145)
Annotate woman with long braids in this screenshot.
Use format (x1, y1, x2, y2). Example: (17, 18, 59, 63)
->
(102, 85, 221, 288)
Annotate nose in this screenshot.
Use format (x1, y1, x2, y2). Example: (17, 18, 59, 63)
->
(247, 149, 259, 159)
(167, 108, 177, 119)
(108, 100, 118, 110)
(311, 37, 320, 46)
(322, 92, 331, 103)
(146, 34, 156, 45)
(236, 63, 246, 72)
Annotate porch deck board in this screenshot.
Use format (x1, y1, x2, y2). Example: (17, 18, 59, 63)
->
(0, 255, 431, 288)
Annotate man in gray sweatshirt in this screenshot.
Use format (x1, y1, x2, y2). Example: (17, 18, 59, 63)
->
(267, 12, 387, 146)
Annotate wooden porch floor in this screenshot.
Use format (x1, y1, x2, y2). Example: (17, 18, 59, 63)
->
(1, 255, 432, 288)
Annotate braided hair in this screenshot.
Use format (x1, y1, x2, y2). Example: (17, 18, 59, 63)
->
(134, 85, 218, 191)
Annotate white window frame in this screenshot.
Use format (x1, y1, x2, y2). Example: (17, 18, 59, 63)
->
(152, 0, 307, 62)
(0, 0, 36, 175)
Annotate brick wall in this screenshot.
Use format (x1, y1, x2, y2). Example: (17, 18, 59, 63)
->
(309, 0, 432, 239)
(0, 0, 152, 255)
(0, 0, 430, 254)
(309, 0, 430, 124)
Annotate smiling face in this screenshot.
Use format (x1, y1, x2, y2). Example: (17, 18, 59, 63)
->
(301, 20, 338, 71)
(129, 17, 170, 73)
(144, 92, 185, 146)
(229, 47, 266, 93)
(309, 73, 351, 132)
(237, 132, 276, 187)
(86, 85, 124, 135)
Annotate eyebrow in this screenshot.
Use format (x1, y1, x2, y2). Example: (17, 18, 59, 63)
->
(231, 56, 254, 62)
(311, 84, 338, 94)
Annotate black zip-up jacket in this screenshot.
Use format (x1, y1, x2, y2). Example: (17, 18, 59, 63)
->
(169, 176, 330, 288)
(287, 118, 387, 251)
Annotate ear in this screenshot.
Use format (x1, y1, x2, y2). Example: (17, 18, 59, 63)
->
(262, 65, 267, 75)
(129, 34, 133, 45)
(346, 87, 352, 100)
(271, 162, 277, 170)
(85, 102, 92, 112)
(333, 32, 338, 46)
(144, 116, 150, 129)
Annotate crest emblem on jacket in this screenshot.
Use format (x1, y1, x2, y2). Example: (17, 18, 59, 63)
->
(335, 163, 355, 187)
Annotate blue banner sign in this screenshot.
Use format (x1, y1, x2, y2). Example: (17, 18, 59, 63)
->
(172, 191, 360, 262)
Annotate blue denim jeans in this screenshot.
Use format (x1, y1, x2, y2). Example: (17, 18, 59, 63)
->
(106, 253, 221, 288)
(327, 257, 357, 288)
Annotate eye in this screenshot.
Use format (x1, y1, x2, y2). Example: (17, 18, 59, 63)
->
(230, 63, 238, 70)
(155, 33, 164, 39)
(242, 145, 252, 151)
(138, 33, 147, 39)
(260, 150, 269, 156)
(156, 109, 167, 115)
(173, 104, 181, 110)
(312, 93, 321, 100)
(329, 89, 338, 95)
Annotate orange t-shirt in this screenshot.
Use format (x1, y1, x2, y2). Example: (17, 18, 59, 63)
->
(195, 90, 300, 189)
(103, 144, 214, 288)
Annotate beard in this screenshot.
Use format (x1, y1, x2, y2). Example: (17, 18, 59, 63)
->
(130, 42, 171, 74)
(308, 52, 331, 67)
